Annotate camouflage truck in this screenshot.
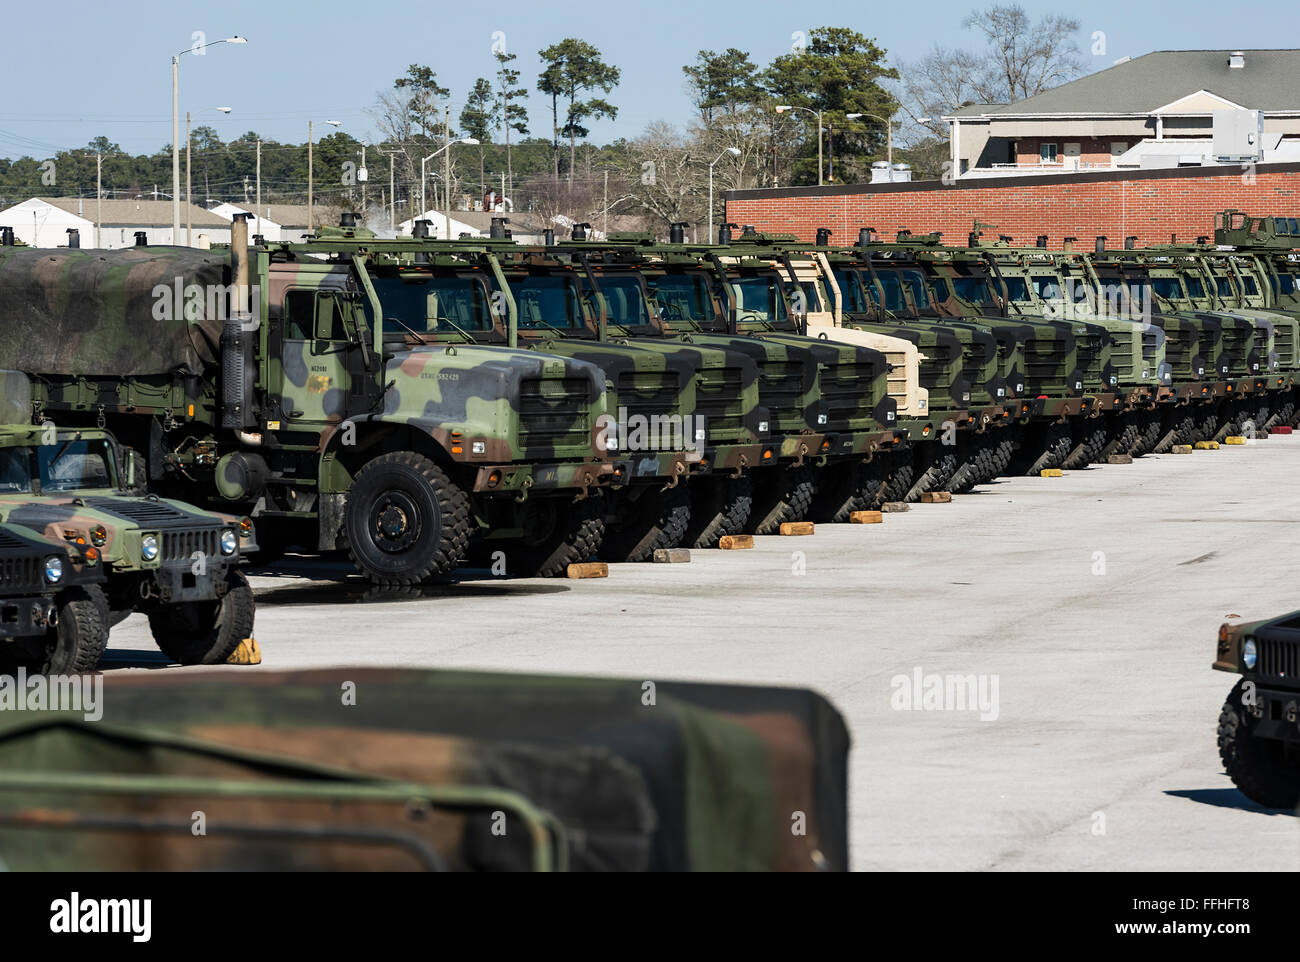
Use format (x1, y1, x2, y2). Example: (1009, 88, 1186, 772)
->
(1089, 246, 1266, 447)
(0, 521, 106, 675)
(573, 229, 903, 528)
(1214, 610, 1300, 808)
(0, 666, 851, 871)
(312, 222, 767, 557)
(0, 214, 613, 582)
(981, 240, 1173, 459)
(0, 422, 254, 665)
(784, 231, 1019, 497)
(466, 232, 773, 552)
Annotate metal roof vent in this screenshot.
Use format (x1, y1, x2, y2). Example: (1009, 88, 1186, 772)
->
(1228, 51, 1245, 69)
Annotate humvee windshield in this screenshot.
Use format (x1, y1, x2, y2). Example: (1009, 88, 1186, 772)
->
(0, 439, 114, 494)
(1184, 276, 1207, 299)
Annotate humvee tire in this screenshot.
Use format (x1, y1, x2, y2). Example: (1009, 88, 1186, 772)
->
(503, 494, 605, 577)
(601, 484, 690, 563)
(148, 569, 255, 666)
(746, 464, 816, 535)
(0, 585, 111, 676)
(1217, 679, 1300, 809)
(344, 452, 471, 585)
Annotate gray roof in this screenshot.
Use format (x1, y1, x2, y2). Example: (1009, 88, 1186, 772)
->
(40, 197, 228, 227)
(952, 50, 1300, 118)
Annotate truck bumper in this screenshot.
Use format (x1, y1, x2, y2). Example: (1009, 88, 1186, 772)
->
(470, 460, 612, 495)
(0, 595, 57, 640)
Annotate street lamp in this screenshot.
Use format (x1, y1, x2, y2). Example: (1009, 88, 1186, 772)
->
(776, 105, 823, 186)
(171, 35, 247, 238)
(420, 138, 479, 239)
(709, 147, 742, 243)
(307, 119, 342, 232)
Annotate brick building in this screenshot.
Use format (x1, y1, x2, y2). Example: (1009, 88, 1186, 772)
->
(724, 162, 1300, 250)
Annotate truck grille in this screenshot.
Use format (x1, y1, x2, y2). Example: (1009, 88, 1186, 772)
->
(1272, 322, 1296, 368)
(518, 376, 593, 451)
(0, 532, 43, 592)
(819, 361, 879, 431)
(615, 370, 681, 423)
(694, 367, 746, 438)
(1076, 331, 1107, 384)
(1257, 636, 1300, 684)
(1220, 325, 1252, 375)
(1110, 328, 1136, 382)
(1023, 335, 1072, 394)
(919, 338, 960, 393)
(758, 360, 809, 430)
(162, 528, 220, 564)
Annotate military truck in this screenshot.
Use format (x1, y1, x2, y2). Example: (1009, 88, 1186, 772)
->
(0, 214, 613, 583)
(566, 229, 903, 528)
(0, 521, 106, 675)
(0, 423, 255, 665)
(1214, 610, 1300, 808)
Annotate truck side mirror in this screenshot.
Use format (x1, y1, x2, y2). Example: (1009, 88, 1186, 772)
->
(125, 449, 138, 489)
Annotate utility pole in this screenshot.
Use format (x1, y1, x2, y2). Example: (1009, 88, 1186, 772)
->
(172, 55, 180, 237)
(307, 120, 313, 233)
(389, 151, 395, 231)
(185, 111, 192, 246)
(95, 152, 102, 249)
(602, 169, 608, 237)
(255, 139, 262, 239)
(443, 105, 451, 240)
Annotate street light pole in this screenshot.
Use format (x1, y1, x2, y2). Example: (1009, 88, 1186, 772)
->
(775, 105, 824, 186)
(308, 119, 341, 233)
(170, 36, 247, 238)
(708, 147, 742, 243)
(419, 137, 479, 238)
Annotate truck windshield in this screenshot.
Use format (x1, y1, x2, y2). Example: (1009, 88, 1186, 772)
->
(1001, 277, 1030, 301)
(1184, 276, 1206, 299)
(1278, 272, 1296, 296)
(834, 270, 872, 313)
(593, 274, 653, 327)
(1215, 277, 1235, 298)
(0, 448, 33, 493)
(37, 439, 114, 492)
(951, 276, 997, 306)
(900, 270, 931, 310)
(1151, 277, 1184, 301)
(876, 272, 907, 312)
(509, 274, 586, 330)
(369, 274, 496, 334)
(653, 273, 715, 323)
(728, 276, 787, 322)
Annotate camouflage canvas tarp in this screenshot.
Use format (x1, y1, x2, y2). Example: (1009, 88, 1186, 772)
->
(0, 667, 849, 871)
(0, 370, 30, 423)
(0, 247, 231, 377)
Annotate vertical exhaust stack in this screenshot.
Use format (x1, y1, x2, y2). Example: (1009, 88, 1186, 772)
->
(571, 223, 589, 241)
(1036, 235, 1048, 248)
(718, 223, 734, 245)
(1063, 237, 1076, 252)
(412, 219, 431, 238)
(1196, 235, 1209, 245)
(543, 228, 555, 246)
(1095, 236, 1106, 253)
(0, 227, 12, 246)
(815, 227, 832, 246)
(668, 222, 686, 244)
(857, 227, 877, 246)
(339, 212, 358, 228)
(741, 225, 756, 237)
(1124, 235, 1137, 250)
(66, 228, 80, 249)
(221, 213, 256, 430)
(134, 231, 148, 247)
(489, 217, 509, 239)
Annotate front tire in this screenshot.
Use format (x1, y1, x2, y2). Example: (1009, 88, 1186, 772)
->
(344, 452, 471, 585)
(600, 484, 690, 563)
(504, 495, 605, 577)
(1218, 679, 1300, 809)
(148, 568, 255, 666)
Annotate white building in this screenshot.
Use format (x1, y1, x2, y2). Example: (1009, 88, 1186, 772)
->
(0, 197, 231, 248)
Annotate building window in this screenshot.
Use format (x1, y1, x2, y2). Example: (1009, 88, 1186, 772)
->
(1040, 143, 1058, 163)
(1110, 142, 1128, 156)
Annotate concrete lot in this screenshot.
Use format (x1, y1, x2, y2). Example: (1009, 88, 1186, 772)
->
(105, 435, 1300, 871)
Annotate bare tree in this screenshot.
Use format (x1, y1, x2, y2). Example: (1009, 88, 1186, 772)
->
(897, 4, 1082, 144)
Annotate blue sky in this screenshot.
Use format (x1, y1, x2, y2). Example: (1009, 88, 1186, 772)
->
(2, 0, 1294, 157)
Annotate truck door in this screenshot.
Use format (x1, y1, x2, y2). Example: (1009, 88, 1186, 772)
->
(268, 282, 376, 442)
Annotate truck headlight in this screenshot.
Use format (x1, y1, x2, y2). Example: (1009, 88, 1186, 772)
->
(1242, 637, 1258, 670)
(220, 529, 239, 556)
(141, 534, 159, 561)
(43, 556, 64, 584)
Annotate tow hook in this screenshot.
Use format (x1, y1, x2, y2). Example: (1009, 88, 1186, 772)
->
(730, 454, 749, 479)
(665, 460, 686, 489)
(514, 477, 534, 504)
(792, 442, 808, 468)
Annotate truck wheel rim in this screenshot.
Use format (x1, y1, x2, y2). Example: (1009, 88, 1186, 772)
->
(370, 491, 424, 553)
